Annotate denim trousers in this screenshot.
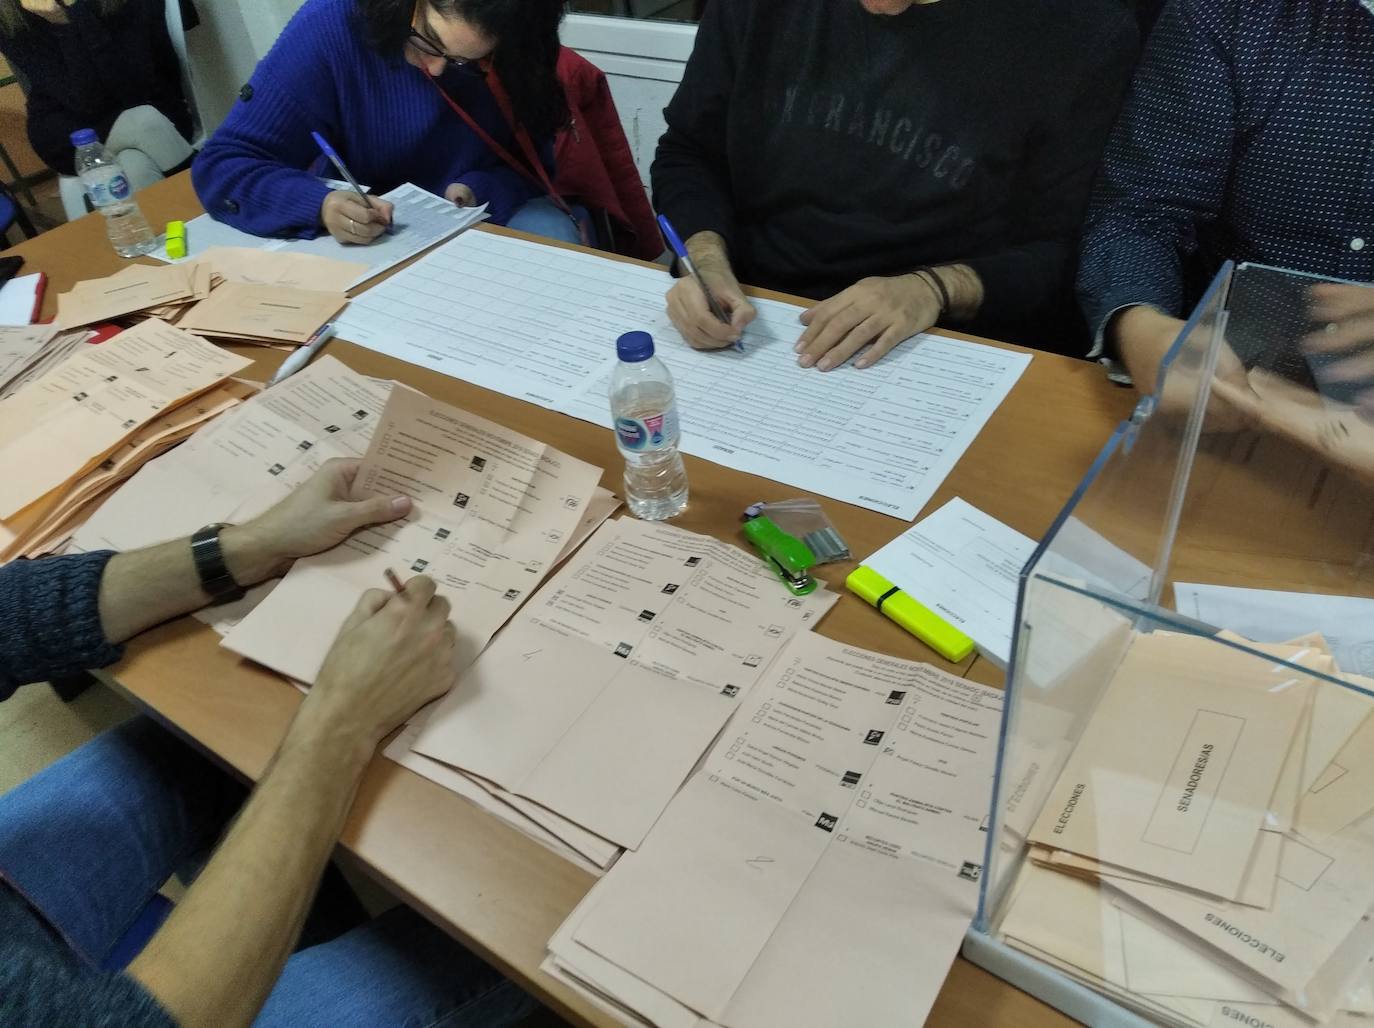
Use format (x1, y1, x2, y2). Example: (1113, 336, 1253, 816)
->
(0, 716, 538, 1028)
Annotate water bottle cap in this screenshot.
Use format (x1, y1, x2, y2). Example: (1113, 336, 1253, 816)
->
(616, 331, 655, 362)
(70, 128, 98, 148)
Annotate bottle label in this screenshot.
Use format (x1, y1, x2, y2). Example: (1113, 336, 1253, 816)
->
(85, 172, 130, 207)
(615, 408, 679, 451)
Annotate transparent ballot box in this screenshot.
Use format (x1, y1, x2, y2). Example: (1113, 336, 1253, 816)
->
(963, 263, 1374, 1027)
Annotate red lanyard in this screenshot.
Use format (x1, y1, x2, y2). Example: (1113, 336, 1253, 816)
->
(427, 64, 586, 241)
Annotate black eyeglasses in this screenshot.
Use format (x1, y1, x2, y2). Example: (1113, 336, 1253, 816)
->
(406, 29, 479, 68)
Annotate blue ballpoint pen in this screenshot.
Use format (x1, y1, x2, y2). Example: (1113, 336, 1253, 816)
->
(311, 130, 393, 234)
(657, 213, 743, 352)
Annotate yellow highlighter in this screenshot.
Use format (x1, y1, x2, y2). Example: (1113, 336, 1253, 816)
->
(846, 565, 975, 663)
(165, 220, 187, 259)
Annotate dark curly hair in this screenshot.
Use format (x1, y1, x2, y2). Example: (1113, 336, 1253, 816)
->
(355, 0, 567, 136)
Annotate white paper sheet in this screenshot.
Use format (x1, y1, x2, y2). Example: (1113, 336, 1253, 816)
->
(335, 229, 1031, 520)
(865, 496, 1036, 662)
(149, 183, 487, 289)
(0, 273, 44, 325)
(1174, 584, 1374, 678)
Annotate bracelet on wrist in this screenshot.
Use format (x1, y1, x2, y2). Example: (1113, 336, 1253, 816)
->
(911, 267, 951, 317)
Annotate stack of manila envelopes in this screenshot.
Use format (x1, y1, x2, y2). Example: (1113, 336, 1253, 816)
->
(1003, 628, 1374, 1026)
(0, 324, 94, 399)
(54, 249, 357, 345)
(0, 319, 253, 561)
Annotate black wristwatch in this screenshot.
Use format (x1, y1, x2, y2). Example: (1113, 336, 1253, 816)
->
(191, 523, 246, 603)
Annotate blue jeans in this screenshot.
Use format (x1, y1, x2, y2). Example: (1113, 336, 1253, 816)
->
(0, 717, 538, 1028)
(506, 196, 590, 245)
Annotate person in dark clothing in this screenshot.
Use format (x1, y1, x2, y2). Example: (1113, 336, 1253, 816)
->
(1079, 0, 1374, 405)
(0, 0, 195, 186)
(653, 0, 1138, 370)
(0, 460, 536, 1027)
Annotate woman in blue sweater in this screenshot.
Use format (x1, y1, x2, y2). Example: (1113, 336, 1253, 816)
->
(193, 0, 576, 246)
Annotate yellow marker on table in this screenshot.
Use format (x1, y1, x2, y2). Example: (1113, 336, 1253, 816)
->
(165, 220, 187, 259)
(846, 565, 975, 663)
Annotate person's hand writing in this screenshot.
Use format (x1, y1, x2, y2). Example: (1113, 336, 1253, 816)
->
(221, 458, 411, 585)
(320, 190, 393, 244)
(21, 0, 69, 23)
(1304, 282, 1374, 411)
(795, 274, 939, 371)
(305, 576, 458, 751)
(665, 235, 756, 350)
(444, 183, 477, 207)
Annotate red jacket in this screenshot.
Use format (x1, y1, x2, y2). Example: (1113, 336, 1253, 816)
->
(554, 49, 662, 261)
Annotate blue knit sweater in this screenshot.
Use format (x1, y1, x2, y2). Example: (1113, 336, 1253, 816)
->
(192, 0, 545, 238)
(0, 551, 173, 1026)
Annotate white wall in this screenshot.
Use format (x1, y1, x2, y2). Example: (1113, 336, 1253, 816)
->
(184, 5, 696, 183)
(184, 0, 305, 135)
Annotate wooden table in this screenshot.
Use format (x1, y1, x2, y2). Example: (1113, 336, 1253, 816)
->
(7, 174, 1137, 1027)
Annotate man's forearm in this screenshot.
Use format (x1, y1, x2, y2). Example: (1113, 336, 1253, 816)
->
(923, 264, 984, 321)
(129, 703, 374, 1028)
(685, 230, 731, 274)
(97, 523, 282, 644)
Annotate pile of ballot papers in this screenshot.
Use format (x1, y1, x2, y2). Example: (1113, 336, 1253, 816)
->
(543, 630, 1005, 1027)
(55, 247, 359, 345)
(0, 319, 254, 561)
(0, 323, 95, 400)
(997, 628, 1374, 1027)
(59, 346, 1018, 1025)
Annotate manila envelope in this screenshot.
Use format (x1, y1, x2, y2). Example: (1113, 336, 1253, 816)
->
(1028, 631, 1311, 901)
(177, 282, 345, 343)
(56, 262, 198, 328)
(1297, 674, 1374, 841)
(197, 246, 367, 292)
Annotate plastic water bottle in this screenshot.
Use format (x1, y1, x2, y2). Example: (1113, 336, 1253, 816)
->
(71, 128, 157, 258)
(611, 331, 689, 520)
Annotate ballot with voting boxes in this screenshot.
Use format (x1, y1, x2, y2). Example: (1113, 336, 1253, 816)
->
(967, 263, 1374, 1027)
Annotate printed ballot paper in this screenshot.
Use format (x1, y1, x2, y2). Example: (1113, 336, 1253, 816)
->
(0, 319, 251, 522)
(221, 386, 604, 684)
(73, 356, 390, 555)
(410, 517, 837, 850)
(1027, 632, 1313, 902)
(550, 631, 1003, 1028)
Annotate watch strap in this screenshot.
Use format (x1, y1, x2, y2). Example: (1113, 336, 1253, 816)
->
(191, 523, 246, 603)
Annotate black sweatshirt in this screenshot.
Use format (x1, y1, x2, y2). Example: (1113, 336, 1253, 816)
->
(0, 0, 194, 177)
(651, 0, 1138, 352)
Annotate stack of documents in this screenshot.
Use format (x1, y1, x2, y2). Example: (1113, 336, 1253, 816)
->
(0, 324, 94, 400)
(389, 516, 838, 871)
(546, 631, 1004, 1027)
(71, 355, 397, 627)
(0, 319, 254, 560)
(54, 251, 353, 345)
(999, 628, 1374, 1026)
(218, 384, 607, 684)
(150, 182, 489, 291)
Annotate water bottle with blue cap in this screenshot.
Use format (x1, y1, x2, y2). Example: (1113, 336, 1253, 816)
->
(610, 331, 689, 520)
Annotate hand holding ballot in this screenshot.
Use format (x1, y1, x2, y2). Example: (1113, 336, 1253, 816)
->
(221, 457, 412, 583)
